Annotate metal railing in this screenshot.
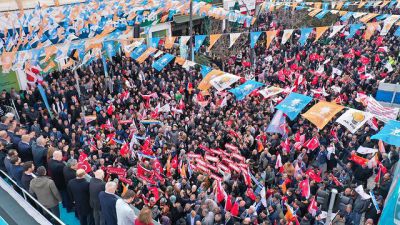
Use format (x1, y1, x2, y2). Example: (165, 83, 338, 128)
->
(0, 170, 65, 225)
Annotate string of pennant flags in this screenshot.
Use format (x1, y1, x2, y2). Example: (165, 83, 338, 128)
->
(0, 0, 252, 54)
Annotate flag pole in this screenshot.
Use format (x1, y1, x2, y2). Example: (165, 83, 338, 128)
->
(189, 0, 194, 61)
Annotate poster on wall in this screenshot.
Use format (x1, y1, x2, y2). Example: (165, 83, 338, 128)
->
(0, 67, 20, 92)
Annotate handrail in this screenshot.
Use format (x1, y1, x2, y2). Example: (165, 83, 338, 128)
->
(0, 170, 65, 225)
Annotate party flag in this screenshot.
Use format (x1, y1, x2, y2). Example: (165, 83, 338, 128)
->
(266, 30, 277, 49)
(229, 33, 241, 48)
(329, 25, 345, 38)
(149, 37, 160, 48)
(228, 80, 264, 100)
(130, 44, 147, 59)
(164, 36, 176, 49)
(336, 109, 373, 133)
(281, 29, 294, 44)
(341, 12, 354, 21)
(302, 101, 344, 129)
(314, 26, 329, 42)
(371, 120, 400, 146)
(152, 53, 175, 71)
(37, 84, 53, 118)
(308, 9, 322, 17)
(380, 15, 400, 35)
(359, 13, 379, 23)
(299, 28, 313, 46)
(266, 110, 287, 136)
(250, 31, 262, 48)
(364, 23, 379, 40)
(200, 65, 212, 78)
(198, 70, 224, 91)
(208, 34, 222, 51)
(194, 35, 207, 52)
(210, 73, 241, 91)
(180, 36, 190, 45)
(136, 47, 157, 63)
(315, 10, 330, 19)
(275, 92, 312, 120)
(346, 24, 363, 39)
(259, 86, 284, 99)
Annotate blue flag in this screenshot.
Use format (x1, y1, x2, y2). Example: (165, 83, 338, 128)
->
(101, 55, 108, 77)
(200, 65, 212, 78)
(149, 37, 160, 48)
(299, 28, 313, 46)
(389, 1, 397, 8)
(346, 24, 363, 39)
(228, 80, 264, 101)
(250, 31, 262, 48)
(322, 2, 329, 10)
(395, 27, 400, 37)
(152, 53, 175, 71)
(365, 1, 373, 7)
(316, 10, 330, 19)
(376, 14, 389, 21)
(266, 110, 287, 136)
(340, 12, 354, 21)
(38, 84, 53, 119)
(371, 120, 400, 147)
(275, 92, 312, 120)
(194, 35, 207, 52)
(130, 44, 147, 59)
(103, 41, 118, 59)
(343, 2, 351, 8)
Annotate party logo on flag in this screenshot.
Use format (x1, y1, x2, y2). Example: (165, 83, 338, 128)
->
(266, 110, 287, 136)
(371, 120, 400, 147)
(258, 86, 284, 99)
(228, 80, 264, 100)
(336, 109, 373, 133)
(152, 53, 175, 71)
(130, 44, 147, 59)
(302, 101, 344, 129)
(210, 73, 241, 92)
(275, 92, 312, 120)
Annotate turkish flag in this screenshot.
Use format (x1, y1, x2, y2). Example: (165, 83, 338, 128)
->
(107, 104, 114, 115)
(349, 154, 368, 166)
(246, 188, 256, 201)
(225, 195, 233, 211)
(303, 137, 319, 150)
(299, 179, 310, 199)
(308, 197, 318, 216)
(230, 201, 239, 216)
(306, 169, 322, 183)
(360, 56, 371, 65)
(77, 152, 92, 173)
(375, 54, 381, 63)
(119, 142, 130, 156)
(152, 159, 163, 175)
(281, 138, 291, 153)
(216, 181, 227, 203)
(171, 155, 178, 169)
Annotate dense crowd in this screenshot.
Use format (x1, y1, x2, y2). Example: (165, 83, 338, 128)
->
(0, 7, 399, 225)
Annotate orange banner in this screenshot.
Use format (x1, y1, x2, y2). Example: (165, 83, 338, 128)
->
(266, 30, 277, 49)
(302, 101, 344, 129)
(164, 37, 176, 49)
(198, 70, 224, 91)
(208, 34, 222, 51)
(359, 13, 378, 23)
(314, 26, 329, 42)
(136, 47, 157, 63)
(364, 22, 379, 40)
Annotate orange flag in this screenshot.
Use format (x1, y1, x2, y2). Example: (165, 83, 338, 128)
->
(164, 37, 176, 49)
(380, 1, 390, 8)
(208, 34, 222, 51)
(302, 101, 344, 129)
(266, 30, 277, 49)
(62, 59, 75, 70)
(336, 2, 344, 9)
(358, 1, 367, 8)
(308, 9, 322, 17)
(198, 70, 224, 91)
(359, 13, 378, 23)
(364, 22, 379, 40)
(314, 26, 329, 42)
(314, 2, 322, 9)
(175, 57, 186, 65)
(135, 47, 157, 63)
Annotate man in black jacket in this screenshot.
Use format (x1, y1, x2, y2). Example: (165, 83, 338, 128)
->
(63, 159, 77, 212)
(99, 181, 118, 225)
(20, 161, 35, 190)
(68, 169, 93, 225)
(48, 151, 68, 208)
(90, 169, 105, 225)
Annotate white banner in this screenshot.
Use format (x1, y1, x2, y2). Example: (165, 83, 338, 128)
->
(336, 109, 373, 133)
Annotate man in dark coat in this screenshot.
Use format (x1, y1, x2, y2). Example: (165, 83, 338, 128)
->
(17, 135, 33, 162)
(9, 156, 23, 186)
(48, 151, 68, 208)
(90, 170, 106, 225)
(20, 161, 35, 190)
(63, 159, 77, 212)
(31, 136, 47, 167)
(68, 169, 93, 225)
(99, 181, 118, 225)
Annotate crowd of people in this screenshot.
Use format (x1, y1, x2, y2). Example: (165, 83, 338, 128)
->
(0, 6, 399, 225)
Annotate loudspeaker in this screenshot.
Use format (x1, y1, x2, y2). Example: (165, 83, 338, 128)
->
(133, 24, 140, 38)
(69, 49, 79, 61)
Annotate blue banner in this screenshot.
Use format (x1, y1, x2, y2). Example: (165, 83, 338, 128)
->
(103, 41, 118, 59)
(152, 53, 175, 71)
(228, 80, 264, 101)
(371, 120, 400, 147)
(250, 31, 262, 48)
(299, 28, 313, 46)
(38, 84, 53, 119)
(395, 27, 400, 37)
(200, 65, 212, 78)
(340, 12, 354, 21)
(275, 92, 313, 120)
(379, 162, 400, 224)
(149, 37, 160, 48)
(130, 44, 147, 59)
(194, 35, 207, 52)
(346, 23, 363, 39)
(316, 10, 330, 19)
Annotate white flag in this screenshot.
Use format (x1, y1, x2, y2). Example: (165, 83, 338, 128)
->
(229, 33, 241, 48)
(357, 146, 378, 155)
(210, 73, 241, 91)
(281, 29, 294, 44)
(355, 185, 371, 200)
(180, 36, 190, 45)
(380, 15, 400, 35)
(259, 86, 284, 99)
(158, 104, 171, 112)
(384, 62, 393, 72)
(336, 109, 373, 133)
(329, 25, 345, 38)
